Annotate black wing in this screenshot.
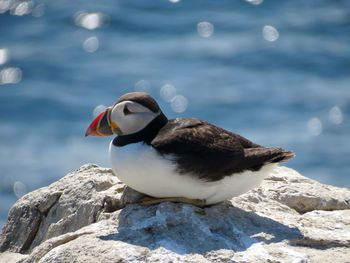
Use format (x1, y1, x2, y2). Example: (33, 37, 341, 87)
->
(151, 118, 294, 181)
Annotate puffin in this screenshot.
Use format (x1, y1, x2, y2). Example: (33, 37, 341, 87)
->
(86, 92, 294, 206)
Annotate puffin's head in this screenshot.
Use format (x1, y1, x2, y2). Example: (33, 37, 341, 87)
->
(85, 92, 167, 137)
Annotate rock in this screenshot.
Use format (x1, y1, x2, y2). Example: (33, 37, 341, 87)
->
(0, 164, 130, 254)
(1, 164, 349, 262)
(260, 167, 350, 213)
(0, 252, 27, 263)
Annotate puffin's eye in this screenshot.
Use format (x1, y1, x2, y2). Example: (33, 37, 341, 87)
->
(123, 106, 132, 115)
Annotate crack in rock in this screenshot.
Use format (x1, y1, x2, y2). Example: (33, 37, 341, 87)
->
(21, 192, 62, 253)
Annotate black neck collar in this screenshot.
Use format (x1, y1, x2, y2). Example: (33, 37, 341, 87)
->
(112, 113, 168, 147)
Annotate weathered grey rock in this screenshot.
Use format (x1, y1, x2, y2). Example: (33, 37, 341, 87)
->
(260, 167, 350, 213)
(0, 252, 28, 263)
(0, 164, 129, 253)
(1, 165, 350, 263)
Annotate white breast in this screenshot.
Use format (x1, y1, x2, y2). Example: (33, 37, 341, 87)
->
(109, 141, 277, 204)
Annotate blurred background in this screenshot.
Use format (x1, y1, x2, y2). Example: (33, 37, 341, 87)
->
(1, 0, 349, 227)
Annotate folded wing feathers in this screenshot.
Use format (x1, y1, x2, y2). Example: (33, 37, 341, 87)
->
(244, 147, 295, 166)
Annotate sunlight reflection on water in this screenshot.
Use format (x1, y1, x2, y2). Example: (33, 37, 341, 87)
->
(12, 1, 33, 16)
(160, 84, 177, 103)
(329, 106, 343, 125)
(83, 36, 99, 53)
(0, 48, 9, 65)
(93, 105, 107, 118)
(171, 95, 188, 113)
(262, 25, 279, 42)
(0, 67, 22, 85)
(197, 21, 214, 38)
(13, 181, 27, 199)
(307, 117, 323, 137)
(31, 3, 44, 17)
(0, 0, 43, 16)
(134, 79, 152, 93)
(74, 12, 106, 30)
(246, 0, 263, 5)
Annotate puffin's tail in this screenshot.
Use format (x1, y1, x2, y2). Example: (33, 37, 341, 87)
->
(244, 147, 295, 167)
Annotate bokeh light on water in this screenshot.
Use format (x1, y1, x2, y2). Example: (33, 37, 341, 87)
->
(0, 0, 349, 227)
(307, 117, 323, 137)
(93, 105, 107, 118)
(245, 0, 263, 5)
(160, 84, 177, 103)
(134, 79, 152, 93)
(74, 12, 106, 30)
(171, 95, 188, 113)
(0, 0, 44, 16)
(0, 0, 10, 13)
(328, 106, 343, 125)
(197, 21, 214, 38)
(0, 67, 22, 84)
(31, 3, 44, 17)
(13, 181, 27, 199)
(11, 1, 33, 16)
(83, 36, 99, 53)
(262, 25, 279, 42)
(0, 48, 9, 65)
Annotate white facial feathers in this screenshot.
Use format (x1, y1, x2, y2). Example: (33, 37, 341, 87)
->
(110, 100, 160, 135)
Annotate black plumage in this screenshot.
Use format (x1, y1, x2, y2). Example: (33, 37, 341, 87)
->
(151, 118, 294, 181)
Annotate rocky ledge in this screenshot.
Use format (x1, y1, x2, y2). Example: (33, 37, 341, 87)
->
(0, 165, 350, 263)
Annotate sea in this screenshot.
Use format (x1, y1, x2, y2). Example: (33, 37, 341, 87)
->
(0, 0, 349, 227)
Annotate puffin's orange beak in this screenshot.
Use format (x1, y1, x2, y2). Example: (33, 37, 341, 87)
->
(85, 108, 116, 137)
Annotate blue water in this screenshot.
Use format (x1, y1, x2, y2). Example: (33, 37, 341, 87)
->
(1, 0, 349, 227)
